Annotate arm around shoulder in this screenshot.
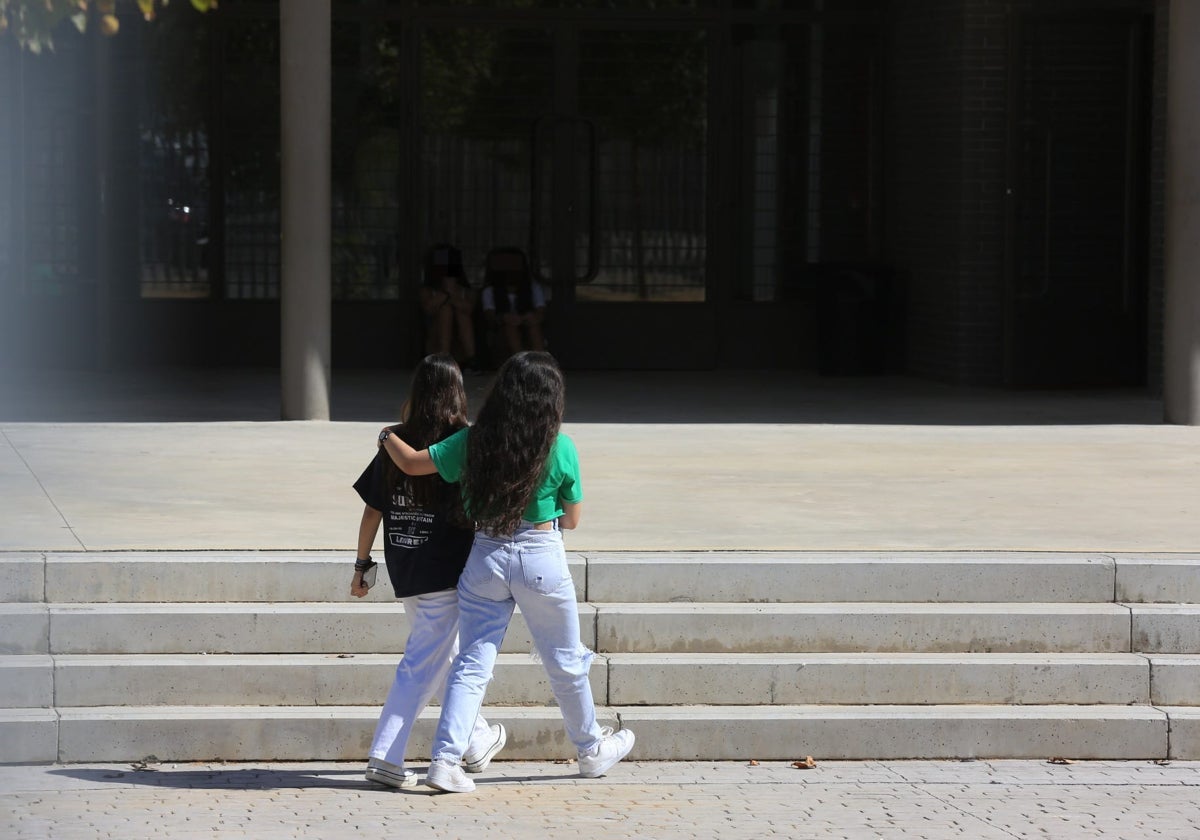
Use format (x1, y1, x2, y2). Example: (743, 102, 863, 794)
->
(381, 432, 439, 476)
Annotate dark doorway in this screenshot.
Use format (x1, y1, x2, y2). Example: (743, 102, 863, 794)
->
(415, 22, 712, 370)
(1005, 10, 1151, 387)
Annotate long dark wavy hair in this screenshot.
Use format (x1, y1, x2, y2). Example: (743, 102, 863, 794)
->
(387, 353, 469, 509)
(463, 351, 564, 535)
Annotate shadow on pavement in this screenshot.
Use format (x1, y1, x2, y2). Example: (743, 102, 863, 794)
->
(46, 765, 579, 791)
(0, 367, 1164, 425)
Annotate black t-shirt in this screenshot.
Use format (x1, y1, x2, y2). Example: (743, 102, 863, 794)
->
(353, 449, 474, 598)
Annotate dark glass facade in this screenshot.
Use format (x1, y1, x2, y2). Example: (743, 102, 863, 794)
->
(0, 0, 1160, 385)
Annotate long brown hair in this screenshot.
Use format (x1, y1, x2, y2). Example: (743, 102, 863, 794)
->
(463, 351, 564, 534)
(387, 353, 469, 508)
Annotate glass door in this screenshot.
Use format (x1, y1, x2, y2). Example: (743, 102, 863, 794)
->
(545, 26, 713, 368)
(417, 21, 713, 370)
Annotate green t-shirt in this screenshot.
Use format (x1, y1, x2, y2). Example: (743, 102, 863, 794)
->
(428, 428, 583, 525)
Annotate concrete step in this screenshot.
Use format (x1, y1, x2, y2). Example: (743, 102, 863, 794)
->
(43, 653, 603, 708)
(615, 704, 1177, 760)
(1114, 555, 1200, 603)
(1132, 604, 1200, 653)
(0, 603, 595, 655)
(14, 553, 585, 604)
(4, 704, 1193, 763)
(1149, 655, 1200, 704)
(587, 553, 1119, 603)
(604, 652, 1157, 706)
(3, 601, 1166, 656)
(1, 601, 1146, 656)
(0, 655, 52, 707)
(595, 603, 1134, 653)
(9, 652, 1192, 708)
(0, 555, 42, 602)
(3, 552, 1193, 604)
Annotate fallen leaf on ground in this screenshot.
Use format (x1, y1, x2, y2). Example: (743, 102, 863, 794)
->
(791, 756, 817, 769)
(1048, 757, 1075, 765)
(748, 759, 760, 766)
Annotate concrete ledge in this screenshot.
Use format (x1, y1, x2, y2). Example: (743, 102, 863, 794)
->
(55, 706, 617, 763)
(52, 653, 607, 708)
(0, 605, 49, 654)
(595, 603, 1133, 654)
(1114, 555, 1200, 603)
(1150, 656, 1200, 705)
(0, 555, 43, 602)
(0, 709, 58, 763)
(1131, 605, 1200, 653)
(606, 653, 1150, 705)
(44, 552, 587, 603)
(0, 656, 53, 707)
(614, 705, 1169, 760)
(47, 603, 597, 655)
(587, 553, 1116, 603)
(1166, 707, 1200, 760)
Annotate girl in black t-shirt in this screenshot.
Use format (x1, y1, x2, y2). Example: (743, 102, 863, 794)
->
(349, 354, 506, 788)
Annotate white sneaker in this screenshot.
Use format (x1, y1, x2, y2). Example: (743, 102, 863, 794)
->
(425, 758, 476, 793)
(462, 723, 507, 773)
(577, 727, 635, 778)
(364, 757, 418, 789)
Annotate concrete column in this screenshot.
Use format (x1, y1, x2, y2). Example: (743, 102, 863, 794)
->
(1165, 0, 1200, 424)
(279, 0, 331, 420)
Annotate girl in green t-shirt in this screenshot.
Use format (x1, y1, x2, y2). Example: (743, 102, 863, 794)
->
(381, 351, 635, 793)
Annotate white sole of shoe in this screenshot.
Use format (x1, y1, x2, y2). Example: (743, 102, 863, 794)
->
(364, 767, 418, 789)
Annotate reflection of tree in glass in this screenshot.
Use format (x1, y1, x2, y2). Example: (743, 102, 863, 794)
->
(419, 27, 551, 139)
(221, 16, 280, 194)
(581, 31, 706, 299)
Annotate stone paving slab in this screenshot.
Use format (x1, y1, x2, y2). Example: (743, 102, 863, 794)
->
(0, 760, 1197, 839)
(4, 421, 1200, 553)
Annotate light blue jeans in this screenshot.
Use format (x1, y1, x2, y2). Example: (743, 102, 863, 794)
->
(368, 588, 493, 765)
(431, 525, 603, 762)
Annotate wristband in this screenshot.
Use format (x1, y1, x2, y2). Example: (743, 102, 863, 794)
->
(354, 557, 373, 571)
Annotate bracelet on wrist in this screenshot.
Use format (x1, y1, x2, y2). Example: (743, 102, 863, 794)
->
(354, 557, 373, 571)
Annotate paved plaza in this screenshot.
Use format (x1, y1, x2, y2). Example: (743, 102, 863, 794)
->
(3, 369, 1198, 836)
(1, 759, 1198, 839)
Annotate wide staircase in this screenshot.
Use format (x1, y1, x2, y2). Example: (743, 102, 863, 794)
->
(2, 551, 1197, 763)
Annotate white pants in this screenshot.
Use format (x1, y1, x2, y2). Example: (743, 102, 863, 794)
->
(368, 588, 493, 764)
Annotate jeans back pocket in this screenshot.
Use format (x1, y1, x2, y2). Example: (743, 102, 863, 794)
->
(518, 544, 569, 596)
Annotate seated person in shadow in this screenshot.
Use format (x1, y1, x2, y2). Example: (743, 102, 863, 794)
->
(481, 247, 546, 359)
(420, 243, 478, 369)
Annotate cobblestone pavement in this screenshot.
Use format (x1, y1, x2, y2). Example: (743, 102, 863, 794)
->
(1, 760, 1197, 839)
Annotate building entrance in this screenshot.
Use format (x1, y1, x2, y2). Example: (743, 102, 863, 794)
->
(413, 23, 711, 369)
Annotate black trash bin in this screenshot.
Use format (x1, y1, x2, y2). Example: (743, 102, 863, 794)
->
(815, 263, 896, 376)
